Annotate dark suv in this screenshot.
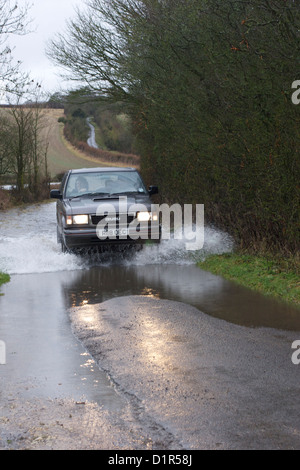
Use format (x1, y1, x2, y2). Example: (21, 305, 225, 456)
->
(50, 167, 160, 252)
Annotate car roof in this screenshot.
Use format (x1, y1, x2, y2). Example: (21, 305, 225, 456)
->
(69, 167, 137, 174)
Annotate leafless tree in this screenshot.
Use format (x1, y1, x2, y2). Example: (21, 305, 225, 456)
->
(0, 0, 31, 94)
(4, 85, 50, 192)
(0, 112, 14, 175)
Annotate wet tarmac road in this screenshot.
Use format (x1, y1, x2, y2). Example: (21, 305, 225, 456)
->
(0, 202, 300, 449)
(0, 272, 125, 407)
(70, 295, 300, 449)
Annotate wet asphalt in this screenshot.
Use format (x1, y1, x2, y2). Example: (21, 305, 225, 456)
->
(0, 202, 299, 449)
(0, 268, 300, 449)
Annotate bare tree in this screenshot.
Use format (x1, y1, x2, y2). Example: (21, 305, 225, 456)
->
(47, 0, 137, 101)
(8, 104, 33, 190)
(4, 85, 50, 193)
(0, 0, 31, 94)
(0, 112, 14, 175)
(27, 100, 50, 195)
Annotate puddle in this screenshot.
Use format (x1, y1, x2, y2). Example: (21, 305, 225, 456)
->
(0, 201, 299, 331)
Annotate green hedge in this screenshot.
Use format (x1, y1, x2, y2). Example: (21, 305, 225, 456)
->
(0, 273, 10, 289)
(49, 0, 300, 253)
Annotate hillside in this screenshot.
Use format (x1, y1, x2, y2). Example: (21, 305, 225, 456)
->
(43, 109, 117, 178)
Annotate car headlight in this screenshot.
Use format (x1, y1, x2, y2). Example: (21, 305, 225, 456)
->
(137, 211, 151, 222)
(137, 212, 158, 222)
(66, 215, 89, 225)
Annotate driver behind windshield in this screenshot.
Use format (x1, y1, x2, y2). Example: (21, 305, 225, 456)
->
(73, 176, 89, 196)
(66, 171, 146, 198)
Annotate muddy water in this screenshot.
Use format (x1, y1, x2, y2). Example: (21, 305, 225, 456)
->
(0, 271, 127, 410)
(0, 202, 299, 331)
(1, 201, 299, 449)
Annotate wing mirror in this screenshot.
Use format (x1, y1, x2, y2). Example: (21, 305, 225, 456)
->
(148, 185, 158, 196)
(50, 189, 62, 199)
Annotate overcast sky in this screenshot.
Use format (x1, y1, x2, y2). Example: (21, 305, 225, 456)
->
(9, 0, 84, 96)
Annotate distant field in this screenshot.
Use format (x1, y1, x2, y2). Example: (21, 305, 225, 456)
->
(0, 107, 137, 182)
(43, 109, 114, 178)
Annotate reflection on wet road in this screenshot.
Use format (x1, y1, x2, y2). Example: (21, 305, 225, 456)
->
(0, 201, 300, 449)
(69, 295, 300, 450)
(0, 202, 299, 330)
(0, 272, 126, 410)
(63, 264, 300, 331)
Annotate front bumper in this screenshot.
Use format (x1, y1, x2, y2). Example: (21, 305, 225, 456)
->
(63, 225, 161, 249)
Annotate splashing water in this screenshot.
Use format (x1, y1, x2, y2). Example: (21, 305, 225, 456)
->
(0, 202, 233, 275)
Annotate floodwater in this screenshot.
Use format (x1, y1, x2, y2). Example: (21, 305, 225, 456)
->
(0, 202, 299, 331)
(0, 201, 299, 449)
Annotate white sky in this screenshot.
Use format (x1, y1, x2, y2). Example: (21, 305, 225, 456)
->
(8, 0, 84, 96)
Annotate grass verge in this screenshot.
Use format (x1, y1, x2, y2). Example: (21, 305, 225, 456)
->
(0, 273, 10, 295)
(197, 252, 300, 307)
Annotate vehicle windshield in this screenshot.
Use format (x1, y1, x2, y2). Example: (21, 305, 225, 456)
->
(65, 171, 147, 198)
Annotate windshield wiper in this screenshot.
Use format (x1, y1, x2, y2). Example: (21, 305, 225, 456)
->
(69, 192, 109, 199)
(109, 191, 145, 196)
(69, 191, 145, 199)
(91, 192, 111, 197)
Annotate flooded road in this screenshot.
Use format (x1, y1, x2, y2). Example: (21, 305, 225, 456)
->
(0, 202, 299, 449)
(0, 202, 299, 330)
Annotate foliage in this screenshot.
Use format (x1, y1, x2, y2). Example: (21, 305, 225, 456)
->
(62, 91, 137, 153)
(71, 140, 139, 167)
(48, 0, 300, 253)
(198, 253, 300, 307)
(63, 115, 89, 146)
(92, 103, 136, 153)
(0, 272, 10, 288)
(57, 116, 67, 124)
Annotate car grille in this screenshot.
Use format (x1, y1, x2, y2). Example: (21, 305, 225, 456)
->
(91, 214, 135, 226)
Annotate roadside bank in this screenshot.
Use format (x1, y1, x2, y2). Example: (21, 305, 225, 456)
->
(197, 252, 300, 308)
(0, 273, 10, 293)
(0, 189, 13, 211)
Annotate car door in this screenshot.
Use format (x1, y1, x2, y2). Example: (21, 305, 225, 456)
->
(56, 172, 69, 236)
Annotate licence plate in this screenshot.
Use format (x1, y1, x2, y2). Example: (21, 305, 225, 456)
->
(97, 227, 129, 238)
